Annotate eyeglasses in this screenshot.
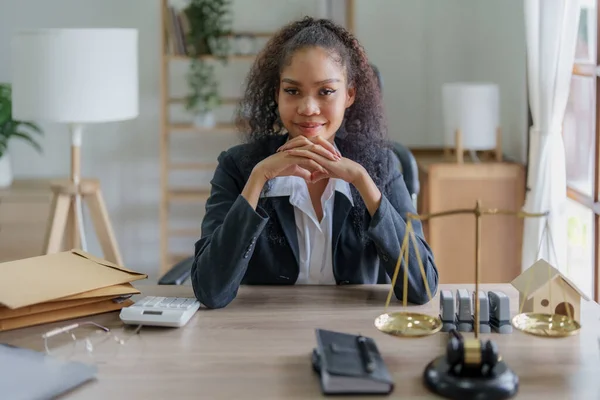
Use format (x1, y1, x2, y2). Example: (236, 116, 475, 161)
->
(42, 321, 143, 365)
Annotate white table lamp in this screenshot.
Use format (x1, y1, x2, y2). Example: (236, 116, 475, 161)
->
(11, 28, 138, 265)
(442, 82, 502, 163)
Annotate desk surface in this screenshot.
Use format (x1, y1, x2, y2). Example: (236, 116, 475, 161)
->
(1, 283, 599, 399)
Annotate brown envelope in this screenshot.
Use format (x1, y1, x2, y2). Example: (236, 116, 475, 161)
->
(55, 283, 140, 302)
(0, 295, 118, 319)
(0, 298, 134, 332)
(0, 284, 140, 319)
(0, 249, 147, 309)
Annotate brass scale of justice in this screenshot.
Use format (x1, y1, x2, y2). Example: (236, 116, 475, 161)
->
(373, 200, 580, 399)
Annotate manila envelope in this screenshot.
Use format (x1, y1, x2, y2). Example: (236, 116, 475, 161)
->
(55, 283, 140, 302)
(0, 249, 147, 309)
(0, 295, 119, 320)
(0, 298, 135, 332)
(0, 283, 140, 319)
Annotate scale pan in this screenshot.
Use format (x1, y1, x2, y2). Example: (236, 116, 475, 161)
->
(375, 312, 442, 338)
(511, 312, 581, 338)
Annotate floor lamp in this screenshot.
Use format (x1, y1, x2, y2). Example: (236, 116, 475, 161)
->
(11, 28, 138, 265)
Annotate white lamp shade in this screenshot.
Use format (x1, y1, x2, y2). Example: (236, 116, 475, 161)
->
(442, 82, 499, 150)
(11, 28, 138, 123)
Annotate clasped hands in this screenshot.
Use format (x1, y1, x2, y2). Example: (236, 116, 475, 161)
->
(255, 135, 366, 185)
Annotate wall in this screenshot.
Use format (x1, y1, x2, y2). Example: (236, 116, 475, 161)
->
(0, 0, 527, 279)
(355, 0, 527, 161)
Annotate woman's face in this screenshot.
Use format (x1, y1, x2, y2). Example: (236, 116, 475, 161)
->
(277, 46, 355, 142)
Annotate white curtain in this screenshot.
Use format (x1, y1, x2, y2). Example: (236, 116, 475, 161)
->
(521, 0, 581, 273)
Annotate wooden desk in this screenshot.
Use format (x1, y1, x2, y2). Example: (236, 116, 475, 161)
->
(1, 284, 599, 399)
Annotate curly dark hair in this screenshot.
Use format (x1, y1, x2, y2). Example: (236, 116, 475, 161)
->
(234, 16, 393, 243)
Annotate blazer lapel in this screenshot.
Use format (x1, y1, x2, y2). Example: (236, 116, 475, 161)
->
(332, 191, 353, 259)
(270, 196, 300, 265)
(269, 192, 351, 273)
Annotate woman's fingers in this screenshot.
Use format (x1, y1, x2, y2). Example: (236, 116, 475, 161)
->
(291, 166, 312, 181)
(313, 136, 341, 158)
(277, 135, 341, 158)
(291, 166, 329, 184)
(275, 154, 330, 182)
(277, 136, 310, 152)
(290, 163, 328, 182)
(298, 143, 339, 161)
(285, 148, 329, 166)
(297, 157, 327, 174)
(281, 154, 327, 173)
(278, 141, 339, 161)
(310, 170, 329, 183)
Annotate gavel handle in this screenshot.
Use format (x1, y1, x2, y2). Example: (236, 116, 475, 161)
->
(448, 328, 463, 343)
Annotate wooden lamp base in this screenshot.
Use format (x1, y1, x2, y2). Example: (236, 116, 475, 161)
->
(42, 124, 123, 266)
(444, 128, 503, 163)
(43, 178, 123, 265)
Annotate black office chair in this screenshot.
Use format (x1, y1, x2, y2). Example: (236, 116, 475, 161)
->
(158, 65, 420, 285)
(391, 141, 419, 209)
(159, 256, 194, 285)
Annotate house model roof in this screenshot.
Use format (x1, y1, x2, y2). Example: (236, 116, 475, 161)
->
(510, 259, 590, 301)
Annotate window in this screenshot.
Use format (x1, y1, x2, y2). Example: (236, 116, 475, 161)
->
(565, 198, 594, 298)
(565, 0, 599, 301)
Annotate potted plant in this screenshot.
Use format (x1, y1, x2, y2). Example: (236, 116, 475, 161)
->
(184, 0, 232, 58)
(186, 60, 221, 128)
(183, 0, 232, 128)
(0, 83, 43, 187)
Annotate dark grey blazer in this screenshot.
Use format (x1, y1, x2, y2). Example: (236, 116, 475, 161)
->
(190, 136, 438, 309)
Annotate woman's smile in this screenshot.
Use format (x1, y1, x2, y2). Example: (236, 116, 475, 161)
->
(294, 121, 327, 136)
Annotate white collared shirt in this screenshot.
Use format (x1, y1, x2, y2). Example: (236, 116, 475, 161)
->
(260, 173, 354, 285)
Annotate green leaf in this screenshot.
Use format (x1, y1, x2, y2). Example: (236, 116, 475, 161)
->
(181, 0, 232, 113)
(16, 121, 43, 135)
(11, 131, 43, 153)
(0, 98, 10, 124)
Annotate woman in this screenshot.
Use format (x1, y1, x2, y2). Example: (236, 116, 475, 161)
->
(190, 16, 438, 308)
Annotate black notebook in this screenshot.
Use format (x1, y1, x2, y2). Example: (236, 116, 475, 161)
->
(312, 329, 394, 395)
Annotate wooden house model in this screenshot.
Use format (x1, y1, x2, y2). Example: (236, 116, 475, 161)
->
(510, 259, 589, 322)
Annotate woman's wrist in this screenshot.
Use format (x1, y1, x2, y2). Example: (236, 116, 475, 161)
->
(353, 168, 382, 217)
(242, 166, 268, 209)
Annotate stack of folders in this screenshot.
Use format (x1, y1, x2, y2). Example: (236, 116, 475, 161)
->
(312, 329, 394, 395)
(0, 250, 147, 332)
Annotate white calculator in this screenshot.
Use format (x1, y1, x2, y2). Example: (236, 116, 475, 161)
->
(119, 296, 200, 328)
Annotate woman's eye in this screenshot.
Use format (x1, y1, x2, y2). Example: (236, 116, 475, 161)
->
(320, 88, 336, 96)
(284, 88, 298, 95)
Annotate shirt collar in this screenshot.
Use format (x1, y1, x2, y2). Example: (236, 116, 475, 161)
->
(331, 177, 354, 205)
(261, 176, 353, 205)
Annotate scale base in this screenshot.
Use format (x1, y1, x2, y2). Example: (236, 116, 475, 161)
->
(423, 355, 518, 400)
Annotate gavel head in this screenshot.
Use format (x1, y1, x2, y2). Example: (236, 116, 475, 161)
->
(481, 339, 499, 367)
(446, 334, 463, 367)
(446, 336, 499, 371)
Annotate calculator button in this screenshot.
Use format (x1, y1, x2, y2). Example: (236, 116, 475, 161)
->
(159, 298, 175, 307)
(169, 298, 185, 308)
(132, 296, 153, 307)
(180, 299, 196, 308)
(146, 297, 164, 307)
